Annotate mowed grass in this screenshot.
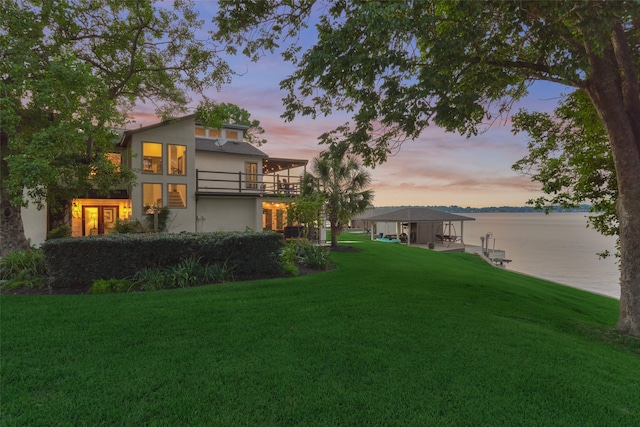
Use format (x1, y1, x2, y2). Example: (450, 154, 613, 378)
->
(2, 233, 639, 426)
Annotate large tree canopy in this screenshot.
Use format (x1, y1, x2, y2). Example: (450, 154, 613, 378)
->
(213, 0, 640, 336)
(0, 0, 231, 254)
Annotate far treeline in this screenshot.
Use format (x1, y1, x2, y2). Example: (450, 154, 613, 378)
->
(375, 205, 594, 214)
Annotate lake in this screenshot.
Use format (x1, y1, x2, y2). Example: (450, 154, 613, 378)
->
(460, 212, 620, 299)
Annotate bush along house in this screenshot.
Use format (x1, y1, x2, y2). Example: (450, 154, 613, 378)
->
(23, 115, 308, 245)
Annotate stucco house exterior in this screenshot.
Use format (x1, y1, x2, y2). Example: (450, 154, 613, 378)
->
(23, 115, 307, 246)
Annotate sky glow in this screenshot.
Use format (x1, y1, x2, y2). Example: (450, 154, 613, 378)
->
(130, 2, 571, 208)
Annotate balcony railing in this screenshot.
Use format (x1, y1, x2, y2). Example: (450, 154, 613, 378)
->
(196, 170, 302, 197)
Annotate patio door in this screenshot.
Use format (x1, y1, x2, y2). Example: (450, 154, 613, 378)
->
(83, 206, 118, 236)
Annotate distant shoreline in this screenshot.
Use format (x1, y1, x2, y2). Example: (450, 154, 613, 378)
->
(376, 205, 593, 214)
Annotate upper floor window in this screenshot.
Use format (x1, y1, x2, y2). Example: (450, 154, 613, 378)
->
(168, 144, 186, 175)
(90, 152, 121, 176)
(226, 130, 239, 140)
(195, 127, 221, 138)
(143, 142, 162, 174)
(105, 153, 121, 170)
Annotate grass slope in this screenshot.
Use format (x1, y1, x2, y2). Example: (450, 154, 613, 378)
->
(2, 233, 638, 426)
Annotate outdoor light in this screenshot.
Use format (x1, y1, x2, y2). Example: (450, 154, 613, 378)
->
(72, 202, 81, 218)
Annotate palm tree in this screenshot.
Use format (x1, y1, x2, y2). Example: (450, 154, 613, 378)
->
(302, 155, 374, 247)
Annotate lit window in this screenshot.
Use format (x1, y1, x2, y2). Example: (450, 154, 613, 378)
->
(143, 142, 162, 174)
(195, 127, 206, 136)
(106, 153, 121, 171)
(168, 145, 186, 175)
(208, 129, 221, 138)
(226, 130, 239, 140)
(143, 183, 162, 210)
(90, 152, 122, 176)
(168, 184, 187, 208)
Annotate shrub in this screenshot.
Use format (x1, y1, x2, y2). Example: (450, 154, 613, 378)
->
(133, 267, 174, 291)
(90, 278, 134, 294)
(301, 243, 331, 270)
(131, 258, 237, 291)
(281, 259, 299, 277)
(47, 224, 71, 240)
(42, 231, 284, 288)
(110, 218, 146, 234)
(144, 205, 171, 232)
(171, 256, 203, 288)
(0, 249, 47, 289)
(202, 260, 235, 283)
(282, 240, 332, 271)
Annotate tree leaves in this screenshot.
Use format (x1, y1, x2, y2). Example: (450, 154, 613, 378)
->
(1, 0, 232, 210)
(512, 90, 618, 238)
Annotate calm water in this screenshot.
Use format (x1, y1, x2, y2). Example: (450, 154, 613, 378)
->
(461, 212, 620, 299)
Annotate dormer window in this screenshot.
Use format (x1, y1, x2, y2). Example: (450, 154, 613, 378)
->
(195, 126, 222, 138)
(195, 125, 243, 140)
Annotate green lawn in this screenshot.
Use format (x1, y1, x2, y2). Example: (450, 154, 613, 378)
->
(2, 233, 638, 426)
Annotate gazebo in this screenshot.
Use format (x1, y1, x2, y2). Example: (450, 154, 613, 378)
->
(353, 207, 475, 245)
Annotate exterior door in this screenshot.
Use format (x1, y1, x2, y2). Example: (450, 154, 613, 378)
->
(83, 206, 119, 236)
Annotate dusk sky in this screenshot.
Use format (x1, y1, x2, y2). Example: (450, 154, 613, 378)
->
(131, 2, 571, 208)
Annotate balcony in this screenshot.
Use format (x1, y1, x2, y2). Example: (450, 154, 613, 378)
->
(196, 170, 303, 198)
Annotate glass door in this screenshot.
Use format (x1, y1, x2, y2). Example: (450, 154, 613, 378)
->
(83, 206, 119, 236)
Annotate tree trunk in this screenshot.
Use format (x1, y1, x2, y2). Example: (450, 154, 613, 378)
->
(330, 223, 339, 247)
(0, 198, 31, 256)
(1, 131, 31, 256)
(587, 39, 640, 337)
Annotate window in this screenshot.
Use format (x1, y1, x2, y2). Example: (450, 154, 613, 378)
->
(245, 162, 258, 189)
(226, 130, 239, 140)
(196, 127, 222, 138)
(143, 142, 162, 174)
(168, 144, 186, 175)
(168, 184, 187, 208)
(143, 183, 162, 210)
(106, 153, 121, 171)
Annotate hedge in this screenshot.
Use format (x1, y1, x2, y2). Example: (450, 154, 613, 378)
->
(42, 231, 285, 288)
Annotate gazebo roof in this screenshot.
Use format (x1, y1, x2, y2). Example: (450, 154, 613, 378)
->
(357, 207, 475, 222)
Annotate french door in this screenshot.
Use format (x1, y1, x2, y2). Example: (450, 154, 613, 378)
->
(83, 206, 118, 236)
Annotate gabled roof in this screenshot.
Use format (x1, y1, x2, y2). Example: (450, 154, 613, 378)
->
(123, 114, 196, 136)
(355, 207, 475, 222)
(119, 115, 251, 145)
(195, 138, 268, 158)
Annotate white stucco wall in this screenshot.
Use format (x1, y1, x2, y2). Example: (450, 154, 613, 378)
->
(196, 198, 262, 232)
(20, 196, 48, 247)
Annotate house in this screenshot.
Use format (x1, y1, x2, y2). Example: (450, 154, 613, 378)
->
(352, 207, 475, 245)
(23, 115, 308, 245)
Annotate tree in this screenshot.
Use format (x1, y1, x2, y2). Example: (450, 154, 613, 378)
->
(195, 101, 267, 146)
(512, 91, 618, 248)
(0, 0, 231, 256)
(286, 193, 326, 240)
(213, 1, 640, 336)
(301, 155, 373, 247)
